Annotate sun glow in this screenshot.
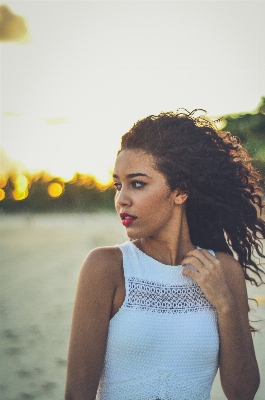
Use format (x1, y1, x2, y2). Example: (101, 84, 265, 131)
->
(1, 1, 264, 187)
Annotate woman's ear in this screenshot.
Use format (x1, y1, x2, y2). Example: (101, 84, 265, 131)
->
(174, 190, 188, 205)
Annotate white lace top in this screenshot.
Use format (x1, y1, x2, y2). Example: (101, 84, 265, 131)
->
(96, 241, 219, 400)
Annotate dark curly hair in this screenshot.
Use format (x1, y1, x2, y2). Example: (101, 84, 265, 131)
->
(120, 110, 265, 289)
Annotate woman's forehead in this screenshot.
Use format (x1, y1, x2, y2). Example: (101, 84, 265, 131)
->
(114, 149, 157, 176)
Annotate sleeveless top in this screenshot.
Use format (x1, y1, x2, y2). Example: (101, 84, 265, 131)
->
(96, 241, 219, 400)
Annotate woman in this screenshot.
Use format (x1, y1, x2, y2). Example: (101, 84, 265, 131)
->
(65, 110, 265, 400)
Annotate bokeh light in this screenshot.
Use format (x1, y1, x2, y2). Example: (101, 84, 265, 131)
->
(0, 189, 5, 200)
(13, 188, 28, 200)
(15, 174, 28, 192)
(10, 174, 30, 200)
(48, 182, 64, 198)
(0, 176, 7, 189)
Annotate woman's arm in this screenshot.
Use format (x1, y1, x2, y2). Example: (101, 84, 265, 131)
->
(65, 247, 122, 400)
(182, 249, 260, 400)
(215, 252, 260, 400)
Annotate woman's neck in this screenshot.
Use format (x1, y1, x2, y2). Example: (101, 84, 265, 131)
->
(135, 210, 195, 266)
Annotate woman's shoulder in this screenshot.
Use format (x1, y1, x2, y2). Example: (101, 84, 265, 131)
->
(215, 251, 247, 296)
(85, 245, 123, 264)
(80, 245, 123, 285)
(215, 251, 243, 274)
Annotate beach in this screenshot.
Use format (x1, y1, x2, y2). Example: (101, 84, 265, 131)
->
(0, 212, 264, 400)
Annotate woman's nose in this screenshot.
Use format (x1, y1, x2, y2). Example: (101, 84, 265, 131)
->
(115, 188, 131, 207)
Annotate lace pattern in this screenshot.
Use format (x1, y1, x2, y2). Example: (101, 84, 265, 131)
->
(97, 370, 210, 400)
(124, 277, 215, 314)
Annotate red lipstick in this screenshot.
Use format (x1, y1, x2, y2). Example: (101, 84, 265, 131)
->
(120, 212, 137, 227)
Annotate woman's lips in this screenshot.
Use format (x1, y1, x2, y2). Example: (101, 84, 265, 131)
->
(120, 212, 137, 227)
(122, 218, 135, 227)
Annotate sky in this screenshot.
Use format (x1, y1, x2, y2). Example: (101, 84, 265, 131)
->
(1, 0, 265, 183)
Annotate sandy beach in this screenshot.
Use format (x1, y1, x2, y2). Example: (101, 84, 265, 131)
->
(0, 212, 264, 400)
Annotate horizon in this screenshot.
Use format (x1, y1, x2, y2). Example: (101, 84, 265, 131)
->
(1, 1, 265, 184)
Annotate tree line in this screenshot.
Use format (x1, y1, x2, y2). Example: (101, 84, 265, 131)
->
(0, 98, 264, 213)
(0, 175, 116, 213)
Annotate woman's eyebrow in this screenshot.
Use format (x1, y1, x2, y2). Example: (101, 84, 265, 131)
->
(113, 173, 149, 179)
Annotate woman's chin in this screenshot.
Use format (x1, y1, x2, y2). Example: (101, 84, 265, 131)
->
(126, 231, 141, 240)
(124, 227, 144, 240)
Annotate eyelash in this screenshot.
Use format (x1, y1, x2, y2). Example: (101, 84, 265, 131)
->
(113, 181, 146, 191)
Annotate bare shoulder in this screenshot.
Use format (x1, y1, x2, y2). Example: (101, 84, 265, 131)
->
(83, 246, 122, 268)
(215, 251, 247, 302)
(80, 246, 123, 281)
(215, 252, 244, 277)
(84, 245, 123, 264)
(73, 246, 124, 320)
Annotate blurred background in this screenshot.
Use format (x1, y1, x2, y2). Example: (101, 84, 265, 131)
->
(0, 1, 265, 399)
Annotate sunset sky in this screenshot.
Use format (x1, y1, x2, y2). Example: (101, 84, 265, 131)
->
(1, 0, 265, 183)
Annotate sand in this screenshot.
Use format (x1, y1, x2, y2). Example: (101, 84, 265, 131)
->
(0, 213, 264, 400)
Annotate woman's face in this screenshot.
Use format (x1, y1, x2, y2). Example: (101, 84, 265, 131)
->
(113, 149, 181, 240)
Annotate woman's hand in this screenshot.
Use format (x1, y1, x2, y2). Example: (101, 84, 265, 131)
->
(183, 249, 260, 399)
(182, 248, 235, 311)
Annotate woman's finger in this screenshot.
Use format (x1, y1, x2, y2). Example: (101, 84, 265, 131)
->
(181, 256, 205, 272)
(182, 267, 198, 281)
(200, 249, 219, 263)
(184, 249, 217, 269)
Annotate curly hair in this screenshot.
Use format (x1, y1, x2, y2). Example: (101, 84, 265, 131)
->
(120, 110, 265, 289)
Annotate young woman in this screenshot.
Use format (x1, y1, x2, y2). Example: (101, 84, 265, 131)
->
(65, 110, 265, 400)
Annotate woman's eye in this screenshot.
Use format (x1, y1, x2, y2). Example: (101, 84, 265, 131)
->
(132, 181, 146, 189)
(113, 181, 146, 190)
(113, 182, 122, 191)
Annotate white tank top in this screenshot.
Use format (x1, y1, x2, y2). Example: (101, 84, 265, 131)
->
(96, 241, 219, 400)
